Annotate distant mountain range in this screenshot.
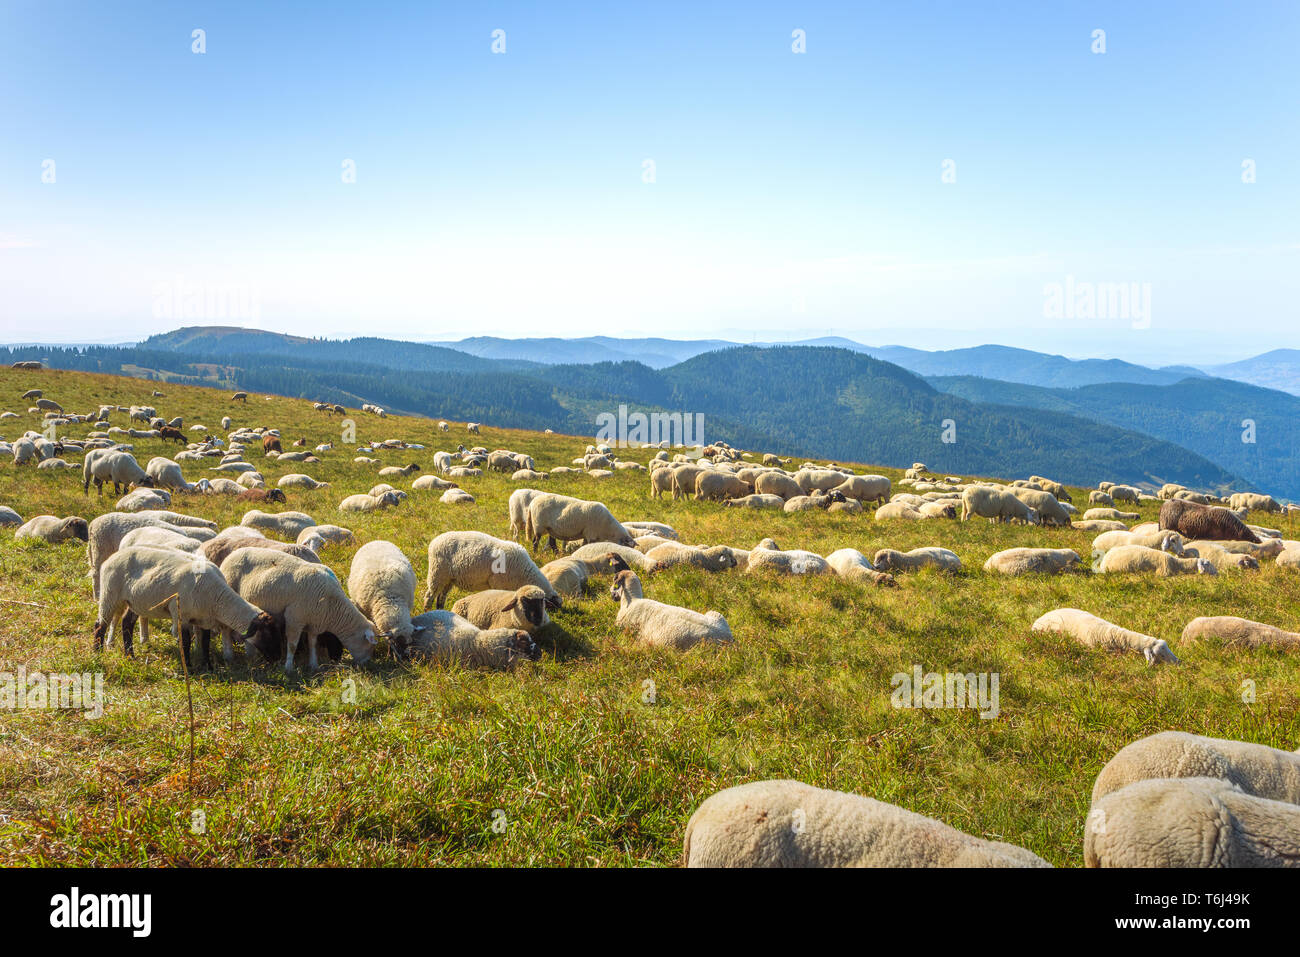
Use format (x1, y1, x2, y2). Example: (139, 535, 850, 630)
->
(5, 326, 1266, 497)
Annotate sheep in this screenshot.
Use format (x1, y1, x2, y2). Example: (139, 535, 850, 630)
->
(1007, 488, 1071, 527)
(115, 487, 172, 512)
(1181, 541, 1261, 572)
(753, 472, 804, 500)
(983, 548, 1081, 576)
(1080, 507, 1139, 522)
(441, 488, 475, 505)
(421, 531, 560, 611)
(832, 474, 890, 504)
(609, 570, 731, 651)
(1159, 499, 1260, 544)
(745, 544, 830, 576)
(793, 468, 846, 493)
(825, 548, 896, 586)
(82, 449, 154, 496)
(378, 462, 421, 477)
(960, 487, 1038, 525)
(916, 499, 957, 519)
(86, 511, 218, 599)
(466, 422, 480, 434)
(37, 458, 75, 470)
(508, 488, 544, 541)
(723, 493, 786, 510)
(1187, 536, 1283, 560)
(1031, 608, 1180, 664)
(93, 546, 277, 662)
(1228, 492, 1283, 514)
(1091, 529, 1184, 557)
(646, 542, 740, 573)
(14, 515, 89, 543)
(298, 524, 353, 548)
(567, 542, 652, 573)
(200, 531, 322, 568)
(874, 502, 924, 521)
(1179, 616, 1300, 651)
(1095, 544, 1215, 577)
(872, 547, 961, 573)
(0, 505, 23, 527)
(401, 610, 538, 668)
(1088, 490, 1115, 507)
(452, 584, 551, 635)
(119, 526, 206, 554)
(623, 520, 677, 540)
(347, 540, 418, 646)
(338, 490, 404, 513)
(695, 470, 751, 501)
(540, 557, 592, 597)
(1108, 484, 1141, 503)
(649, 467, 676, 499)
(278, 473, 330, 490)
(412, 474, 457, 491)
(220, 549, 377, 672)
(241, 509, 316, 539)
(1085, 776, 1300, 867)
(683, 780, 1050, 868)
(236, 487, 287, 504)
(526, 493, 635, 553)
(145, 456, 193, 491)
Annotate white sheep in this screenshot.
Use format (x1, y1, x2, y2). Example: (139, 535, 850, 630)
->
(337, 491, 403, 513)
(871, 547, 961, 573)
(421, 531, 560, 610)
(609, 570, 731, 651)
(825, 548, 896, 586)
(220, 548, 377, 672)
(86, 511, 218, 600)
(403, 610, 538, 668)
(241, 509, 317, 539)
(14, 515, 89, 543)
(347, 541, 418, 646)
(1031, 608, 1180, 665)
(298, 524, 353, 548)
(0, 506, 23, 527)
(960, 487, 1038, 525)
(278, 473, 330, 490)
(526, 492, 635, 553)
(684, 780, 1050, 867)
(116, 487, 172, 512)
(1179, 616, 1299, 651)
(452, 584, 552, 634)
(145, 456, 192, 491)
(1085, 777, 1300, 868)
(82, 449, 154, 496)
(1095, 544, 1214, 576)
(983, 548, 1081, 576)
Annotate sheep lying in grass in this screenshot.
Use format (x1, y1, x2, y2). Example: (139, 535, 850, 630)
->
(402, 610, 539, 668)
(1031, 608, 1180, 665)
(1085, 777, 1300, 868)
(872, 547, 961, 573)
(422, 531, 560, 611)
(1081, 507, 1139, 522)
(1187, 537, 1283, 560)
(412, 474, 457, 491)
(825, 548, 896, 586)
(93, 546, 277, 659)
(241, 509, 317, 540)
(1072, 519, 1128, 532)
(609, 570, 731, 651)
(1181, 541, 1260, 572)
(1091, 731, 1300, 804)
(120, 526, 206, 553)
(221, 549, 377, 672)
(567, 542, 652, 573)
(298, 524, 353, 548)
(1180, 616, 1300, 651)
(452, 584, 551, 635)
(1095, 544, 1215, 577)
(339, 490, 404, 513)
(116, 487, 172, 512)
(0, 506, 22, 527)
(983, 548, 1081, 576)
(724, 493, 786, 510)
(1091, 528, 1184, 557)
(347, 541, 417, 648)
(540, 557, 591, 597)
(278, 473, 330, 490)
(746, 543, 830, 576)
(684, 780, 1050, 868)
(200, 530, 322, 567)
(645, 542, 739, 573)
(15, 515, 89, 543)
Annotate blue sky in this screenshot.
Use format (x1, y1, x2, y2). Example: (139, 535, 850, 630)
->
(1, 0, 1296, 364)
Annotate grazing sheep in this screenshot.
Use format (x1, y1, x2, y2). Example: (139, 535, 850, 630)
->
(401, 610, 538, 669)
(526, 493, 635, 553)
(14, 515, 89, 543)
(1108, 484, 1141, 503)
(1007, 488, 1072, 527)
(832, 474, 890, 504)
(825, 548, 896, 586)
(452, 584, 551, 634)
(82, 449, 155, 496)
(86, 511, 218, 599)
(609, 570, 731, 651)
(421, 531, 560, 610)
(241, 509, 317, 539)
(1095, 545, 1215, 577)
(1228, 492, 1283, 514)
(753, 472, 804, 500)
(1088, 490, 1115, 507)
(1180, 616, 1300, 651)
(1031, 608, 1180, 665)
(508, 488, 543, 541)
(220, 549, 376, 672)
(278, 473, 330, 490)
(960, 487, 1038, 525)
(684, 780, 1050, 868)
(93, 546, 277, 660)
(347, 541, 418, 646)
(1084, 777, 1300, 868)
(695, 470, 752, 502)
(872, 547, 961, 573)
(567, 542, 652, 573)
(1159, 499, 1260, 544)
(338, 490, 404, 513)
(145, 457, 193, 491)
(983, 548, 1081, 576)
(199, 532, 322, 568)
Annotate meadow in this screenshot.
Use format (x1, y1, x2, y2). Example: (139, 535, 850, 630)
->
(0, 367, 1297, 866)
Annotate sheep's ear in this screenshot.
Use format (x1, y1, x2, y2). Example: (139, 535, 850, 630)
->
(502, 596, 518, 611)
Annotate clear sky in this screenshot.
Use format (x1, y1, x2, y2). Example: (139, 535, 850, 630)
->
(1, 0, 1296, 365)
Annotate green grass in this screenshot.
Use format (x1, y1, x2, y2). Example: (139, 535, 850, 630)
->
(0, 367, 1297, 866)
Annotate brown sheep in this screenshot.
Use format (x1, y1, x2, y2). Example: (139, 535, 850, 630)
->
(1158, 499, 1260, 544)
(262, 434, 282, 454)
(236, 487, 288, 503)
(158, 426, 185, 443)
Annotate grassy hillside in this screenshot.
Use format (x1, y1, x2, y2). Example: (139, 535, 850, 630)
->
(0, 367, 1297, 867)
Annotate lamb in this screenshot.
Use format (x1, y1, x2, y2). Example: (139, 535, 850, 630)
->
(683, 780, 1050, 868)
(87, 511, 218, 599)
(240, 509, 317, 539)
(1095, 544, 1215, 577)
(14, 515, 89, 543)
(1084, 776, 1300, 868)
(983, 548, 1081, 575)
(526, 493, 635, 553)
(1091, 731, 1300, 805)
(1159, 499, 1260, 544)
(82, 449, 154, 496)
(645, 542, 740, 573)
(871, 547, 962, 573)
(1030, 608, 1180, 665)
(401, 610, 539, 668)
(452, 584, 551, 635)
(278, 473, 330, 490)
(1180, 616, 1300, 651)
(93, 546, 277, 661)
(220, 549, 377, 672)
(609, 570, 732, 651)
(825, 548, 897, 586)
(421, 531, 560, 611)
(960, 487, 1038, 525)
(338, 490, 404, 513)
(1006, 488, 1072, 527)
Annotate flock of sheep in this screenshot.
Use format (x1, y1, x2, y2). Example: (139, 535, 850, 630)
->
(2, 369, 1299, 868)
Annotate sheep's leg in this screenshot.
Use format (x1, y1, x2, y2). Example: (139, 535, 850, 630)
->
(283, 614, 303, 674)
(306, 631, 320, 672)
(199, 628, 213, 670)
(94, 600, 126, 652)
(222, 628, 236, 665)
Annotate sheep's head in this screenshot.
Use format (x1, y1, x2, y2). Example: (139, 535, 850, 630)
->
(606, 552, 630, 575)
(1195, 559, 1218, 576)
(609, 569, 642, 602)
(504, 585, 550, 628)
(241, 612, 280, 657)
(340, 625, 378, 665)
(1143, 639, 1181, 666)
(267, 489, 287, 503)
(136, 476, 156, 489)
(64, 517, 90, 542)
